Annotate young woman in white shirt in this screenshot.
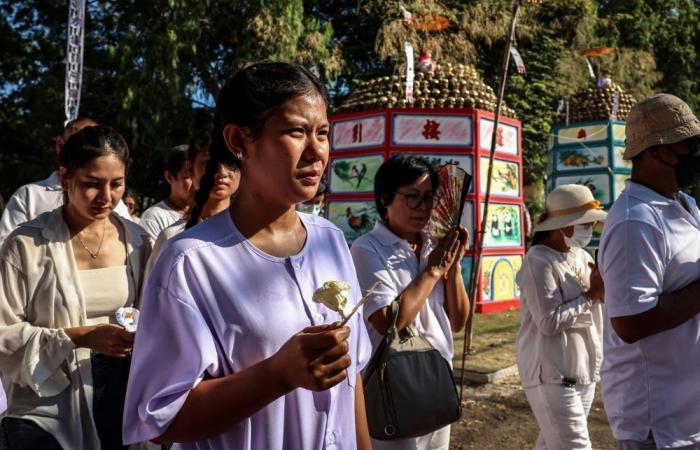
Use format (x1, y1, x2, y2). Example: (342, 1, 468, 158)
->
(0, 126, 150, 449)
(350, 155, 470, 450)
(515, 183, 606, 450)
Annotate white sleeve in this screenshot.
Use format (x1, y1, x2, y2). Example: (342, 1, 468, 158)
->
(122, 258, 219, 444)
(599, 220, 665, 318)
(0, 189, 30, 245)
(113, 200, 132, 221)
(518, 253, 593, 336)
(350, 241, 400, 321)
(0, 239, 76, 396)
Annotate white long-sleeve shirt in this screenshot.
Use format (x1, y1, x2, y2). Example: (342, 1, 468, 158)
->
(515, 245, 603, 388)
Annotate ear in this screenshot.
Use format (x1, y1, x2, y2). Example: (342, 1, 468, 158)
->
(223, 124, 249, 161)
(164, 170, 175, 184)
(55, 136, 65, 156)
(58, 167, 69, 190)
(561, 225, 575, 238)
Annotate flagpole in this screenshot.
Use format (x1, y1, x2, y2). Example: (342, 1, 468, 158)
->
(459, 0, 523, 400)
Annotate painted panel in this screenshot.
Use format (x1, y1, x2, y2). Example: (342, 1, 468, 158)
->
(612, 146, 632, 170)
(554, 173, 611, 206)
(480, 255, 523, 302)
(460, 256, 473, 293)
(332, 114, 385, 151)
(479, 157, 521, 198)
(327, 201, 378, 244)
(557, 146, 609, 172)
(614, 174, 630, 200)
(461, 201, 475, 245)
(557, 123, 609, 145)
(612, 123, 626, 142)
(401, 153, 474, 193)
(329, 154, 384, 193)
(392, 114, 473, 147)
(479, 118, 519, 155)
(481, 203, 522, 249)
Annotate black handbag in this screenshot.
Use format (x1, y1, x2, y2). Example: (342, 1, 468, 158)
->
(362, 301, 461, 440)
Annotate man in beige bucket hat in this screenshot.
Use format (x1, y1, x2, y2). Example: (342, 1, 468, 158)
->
(598, 94, 700, 450)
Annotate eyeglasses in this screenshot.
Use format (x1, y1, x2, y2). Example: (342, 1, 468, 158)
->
(394, 192, 439, 209)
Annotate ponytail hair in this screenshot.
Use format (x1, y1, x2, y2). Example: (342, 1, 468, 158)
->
(185, 61, 327, 230)
(185, 144, 239, 229)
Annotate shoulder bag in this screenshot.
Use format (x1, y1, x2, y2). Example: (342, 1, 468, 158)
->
(362, 301, 461, 440)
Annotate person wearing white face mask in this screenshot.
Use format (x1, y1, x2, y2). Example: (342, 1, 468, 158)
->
(515, 183, 607, 450)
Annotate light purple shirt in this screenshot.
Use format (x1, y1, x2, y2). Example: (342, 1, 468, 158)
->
(0, 379, 6, 414)
(123, 210, 371, 450)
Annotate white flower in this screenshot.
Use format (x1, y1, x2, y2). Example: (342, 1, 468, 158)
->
(312, 281, 352, 318)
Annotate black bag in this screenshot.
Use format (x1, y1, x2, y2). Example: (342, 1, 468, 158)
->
(362, 301, 461, 440)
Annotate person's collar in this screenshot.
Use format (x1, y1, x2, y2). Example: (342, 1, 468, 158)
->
(43, 171, 62, 191)
(625, 179, 678, 206)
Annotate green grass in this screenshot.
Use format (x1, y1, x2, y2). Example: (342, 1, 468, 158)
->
(452, 309, 520, 374)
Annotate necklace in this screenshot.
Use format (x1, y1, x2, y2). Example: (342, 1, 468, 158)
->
(564, 251, 588, 291)
(75, 220, 107, 259)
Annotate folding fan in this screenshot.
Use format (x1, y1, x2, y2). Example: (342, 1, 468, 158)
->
(428, 164, 472, 239)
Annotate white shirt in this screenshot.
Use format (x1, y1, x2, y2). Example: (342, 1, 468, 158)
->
(515, 245, 603, 388)
(123, 211, 372, 450)
(0, 209, 150, 450)
(599, 180, 700, 447)
(139, 199, 184, 242)
(0, 171, 131, 244)
(350, 221, 454, 362)
(144, 218, 186, 277)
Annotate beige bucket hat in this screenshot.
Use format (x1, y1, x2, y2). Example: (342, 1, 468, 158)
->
(535, 184, 608, 232)
(624, 93, 700, 160)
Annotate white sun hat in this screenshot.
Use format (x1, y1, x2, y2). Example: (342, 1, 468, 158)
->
(534, 184, 608, 232)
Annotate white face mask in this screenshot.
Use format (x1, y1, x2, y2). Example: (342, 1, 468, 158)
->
(297, 202, 323, 216)
(562, 224, 593, 248)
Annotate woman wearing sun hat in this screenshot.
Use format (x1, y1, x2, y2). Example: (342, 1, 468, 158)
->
(516, 183, 607, 450)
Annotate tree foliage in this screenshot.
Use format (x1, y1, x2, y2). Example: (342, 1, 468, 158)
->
(1, 0, 699, 202)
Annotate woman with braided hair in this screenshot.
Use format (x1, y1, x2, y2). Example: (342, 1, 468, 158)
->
(123, 62, 372, 450)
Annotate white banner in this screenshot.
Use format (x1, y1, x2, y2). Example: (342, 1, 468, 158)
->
(65, 0, 86, 125)
(611, 91, 620, 121)
(509, 47, 526, 74)
(585, 57, 595, 79)
(404, 42, 415, 103)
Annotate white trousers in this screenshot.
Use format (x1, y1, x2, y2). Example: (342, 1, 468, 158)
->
(524, 382, 596, 450)
(370, 425, 450, 450)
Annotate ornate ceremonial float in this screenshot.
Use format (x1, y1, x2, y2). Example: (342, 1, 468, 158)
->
(326, 66, 525, 313)
(547, 81, 637, 245)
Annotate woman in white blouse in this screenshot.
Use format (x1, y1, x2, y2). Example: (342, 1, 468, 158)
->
(515, 184, 606, 450)
(0, 126, 150, 449)
(351, 155, 470, 450)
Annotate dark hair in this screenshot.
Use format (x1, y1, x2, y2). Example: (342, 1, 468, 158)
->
(374, 155, 439, 220)
(124, 187, 138, 199)
(188, 129, 211, 163)
(59, 125, 130, 177)
(530, 230, 550, 246)
(186, 62, 327, 229)
(63, 117, 95, 136)
(165, 145, 190, 176)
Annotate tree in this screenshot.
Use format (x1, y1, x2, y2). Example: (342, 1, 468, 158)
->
(0, 0, 339, 203)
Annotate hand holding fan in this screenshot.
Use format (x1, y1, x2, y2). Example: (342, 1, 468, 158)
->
(428, 164, 472, 239)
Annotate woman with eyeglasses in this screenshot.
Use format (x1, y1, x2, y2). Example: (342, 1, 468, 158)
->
(350, 155, 470, 450)
(516, 184, 606, 450)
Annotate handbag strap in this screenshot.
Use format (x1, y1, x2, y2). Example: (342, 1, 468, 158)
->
(387, 300, 401, 339)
